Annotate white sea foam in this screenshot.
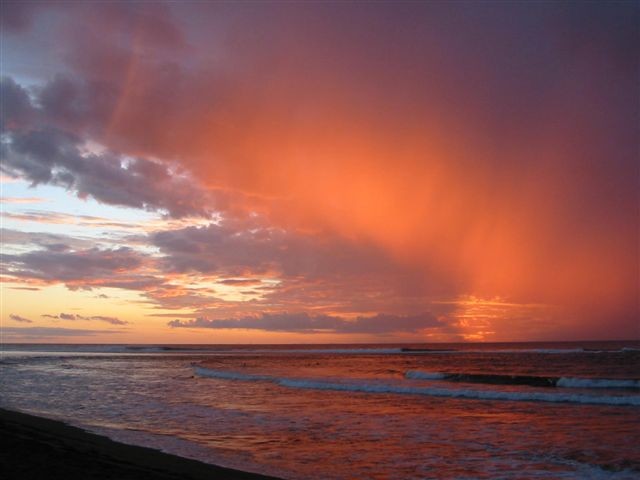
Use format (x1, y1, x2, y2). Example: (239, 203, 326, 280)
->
(482, 348, 586, 354)
(557, 378, 640, 389)
(278, 379, 640, 406)
(194, 367, 640, 406)
(524, 348, 585, 354)
(405, 370, 640, 390)
(194, 366, 272, 381)
(401, 348, 587, 355)
(123, 346, 169, 353)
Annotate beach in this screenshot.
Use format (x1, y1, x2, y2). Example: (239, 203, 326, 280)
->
(0, 408, 282, 480)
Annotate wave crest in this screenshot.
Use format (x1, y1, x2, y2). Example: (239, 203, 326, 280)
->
(405, 370, 640, 389)
(194, 366, 640, 406)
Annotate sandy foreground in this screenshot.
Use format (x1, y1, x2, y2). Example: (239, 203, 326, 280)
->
(0, 407, 284, 480)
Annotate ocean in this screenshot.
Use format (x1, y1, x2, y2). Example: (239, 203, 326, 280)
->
(1, 341, 639, 479)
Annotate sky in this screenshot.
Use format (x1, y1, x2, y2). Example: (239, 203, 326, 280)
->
(1, 1, 638, 344)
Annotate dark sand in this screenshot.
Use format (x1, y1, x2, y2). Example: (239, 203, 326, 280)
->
(0, 408, 283, 480)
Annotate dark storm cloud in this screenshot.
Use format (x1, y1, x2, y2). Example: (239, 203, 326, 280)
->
(0, 73, 219, 219)
(36, 74, 117, 133)
(1, 243, 163, 292)
(152, 222, 398, 277)
(1, 246, 144, 283)
(1, 72, 115, 139)
(0, 1, 42, 33)
(0, 77, 36, 130)
(1, 126, 213, 218)
(168, 311, 443, 334)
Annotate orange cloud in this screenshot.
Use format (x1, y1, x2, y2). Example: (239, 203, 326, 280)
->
(3, 3, 637, 340)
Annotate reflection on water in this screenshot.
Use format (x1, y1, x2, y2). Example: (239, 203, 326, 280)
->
(1, 342, 639, 479)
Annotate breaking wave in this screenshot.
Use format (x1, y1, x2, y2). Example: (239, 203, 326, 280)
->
(405, 370, 448, 380)
(253, 348, 404, 355)
(406, 370, 640, 389)
(194, 367, 640, 406)
(194, 366, 271, 381)
(556, 377, 640, 389)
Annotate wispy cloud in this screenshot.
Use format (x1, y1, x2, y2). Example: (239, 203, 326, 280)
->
(0, 175, 20, 183)
(0, 196, 48, 204)
(41, 312, 128, 325)
(9, 313, 33, 323)
(218, 278, 264, 286)
(1, 228, 94, 250)
(1, 211, 137, 229)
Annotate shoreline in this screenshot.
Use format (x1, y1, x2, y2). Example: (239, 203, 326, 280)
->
(0, 407, 284, 480)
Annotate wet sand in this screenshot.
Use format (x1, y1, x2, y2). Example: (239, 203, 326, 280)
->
(0, 408, 283, 480)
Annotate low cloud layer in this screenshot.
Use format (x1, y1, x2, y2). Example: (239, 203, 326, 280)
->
(1, 246, 158, 290)
(168, 311, 443, 334)
(2, 326, 125, 338)
(152, 222, 398, 279)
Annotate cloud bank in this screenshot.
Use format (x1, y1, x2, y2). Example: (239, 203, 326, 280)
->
(169, 312, 444, 334)
(2, 327, 125, 338)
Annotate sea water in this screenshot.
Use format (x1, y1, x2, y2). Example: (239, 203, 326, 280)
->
(1, 342, 639, 479)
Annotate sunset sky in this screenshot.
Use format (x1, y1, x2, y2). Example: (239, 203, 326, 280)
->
(1, 1, 638, 343)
